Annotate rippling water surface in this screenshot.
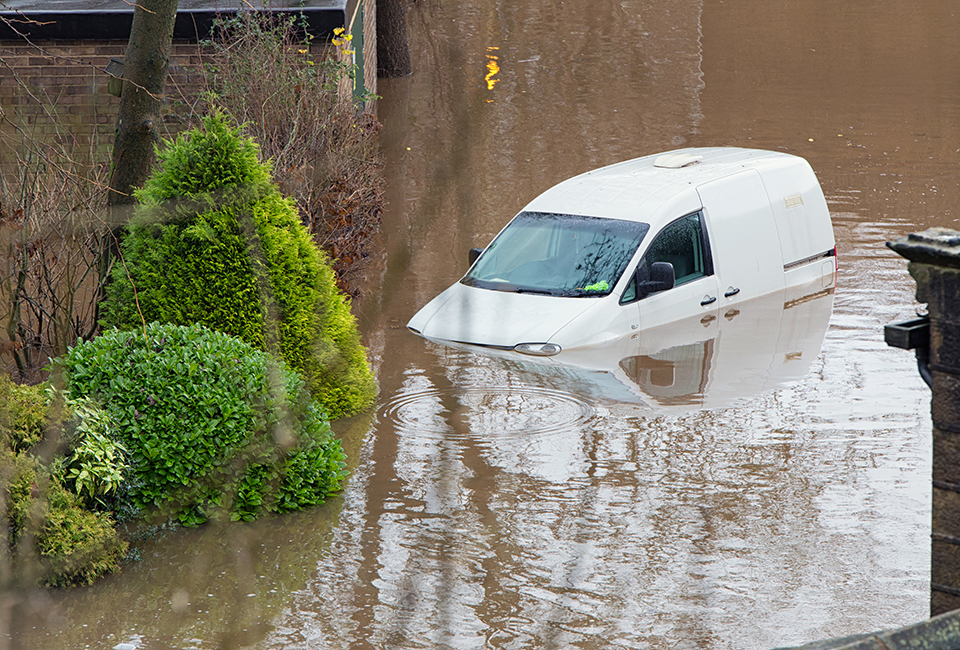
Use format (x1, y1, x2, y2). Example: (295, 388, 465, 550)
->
(9, 1, 955, 649)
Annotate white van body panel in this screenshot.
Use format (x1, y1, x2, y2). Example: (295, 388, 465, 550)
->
(423, 281, 835, 411)
(758, 156, 835, 268)
(408, 283, 597, 347)
(408, 147, 836, 353)
(646, 275, 720, 331)
(697, 170, 785, 303)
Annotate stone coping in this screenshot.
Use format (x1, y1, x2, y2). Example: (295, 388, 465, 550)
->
(887, 227, 960, 270)
(774, 609, 960, 650)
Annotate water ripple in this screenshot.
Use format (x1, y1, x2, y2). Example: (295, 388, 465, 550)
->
(381, 384, 597, 440)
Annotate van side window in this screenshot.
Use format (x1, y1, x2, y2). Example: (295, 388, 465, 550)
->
(640, 213, 712, 286)
(620, 213, 712, 305)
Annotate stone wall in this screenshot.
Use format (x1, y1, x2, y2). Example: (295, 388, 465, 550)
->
(887, 228, 960, 618)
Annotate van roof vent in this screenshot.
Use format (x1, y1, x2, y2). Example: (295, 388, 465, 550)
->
(654, 153, 704, 169)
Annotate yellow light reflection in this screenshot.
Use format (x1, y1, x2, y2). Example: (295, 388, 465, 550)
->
(485, 46, 500, 92)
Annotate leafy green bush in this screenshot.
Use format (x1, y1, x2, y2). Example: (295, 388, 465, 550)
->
(100, 112, 376, 418)
(0, 375, 47, 451)
(35, 482, 127, 587)
(0, 446, 127, 588)
(60, 322, 347, 524)
(60, 397, 128, 511)
(232, 397, 348, 521)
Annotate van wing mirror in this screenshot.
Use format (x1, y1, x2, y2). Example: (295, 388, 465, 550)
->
(639, 262, 675, 296)
(468, 247, 484, 266)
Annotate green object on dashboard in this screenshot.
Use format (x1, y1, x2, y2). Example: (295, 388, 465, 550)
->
(583, 280, 609, 292)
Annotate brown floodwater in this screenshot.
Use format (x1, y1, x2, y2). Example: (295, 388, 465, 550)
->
(6, 0, 956, 648)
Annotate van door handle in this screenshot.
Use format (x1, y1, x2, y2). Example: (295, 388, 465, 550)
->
(701, 295, 717, 306)
(724, 287, 740, 298)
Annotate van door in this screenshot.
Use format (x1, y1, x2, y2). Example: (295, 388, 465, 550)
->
(624, 212, 720, 333)
(697, 170, 785, 303)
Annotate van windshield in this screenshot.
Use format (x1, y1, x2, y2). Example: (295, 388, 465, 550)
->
(462, 212, 649, 297)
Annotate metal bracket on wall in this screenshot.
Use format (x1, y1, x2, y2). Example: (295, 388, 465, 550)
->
(885, 315, 931, 387)
(105, 57, 124, 97)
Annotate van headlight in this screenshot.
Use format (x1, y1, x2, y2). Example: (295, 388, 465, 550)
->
(514, 342, 561, 356)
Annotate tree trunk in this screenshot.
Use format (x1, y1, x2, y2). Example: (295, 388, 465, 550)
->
(376, 0, 412, 78)
(108, 0, 179, 207)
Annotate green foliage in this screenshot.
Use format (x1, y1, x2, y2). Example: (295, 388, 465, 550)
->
(100, 112, 376, 418)
(231, 397, 346, 521)
(0, 446, 126, 588)
(60, 322, 347, 524)
(0, 375, 47, 451)
(35, 483, 127, 588)
(275, 428, 348, 512)
(136, 110, 272, 201)
(2, 448, 40, 544)
(60, 397, 128, 510)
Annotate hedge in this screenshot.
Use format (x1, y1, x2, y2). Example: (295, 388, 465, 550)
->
(100, 112, 376, 419)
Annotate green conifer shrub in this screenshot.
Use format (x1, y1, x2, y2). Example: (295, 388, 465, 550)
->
(3, 447, 41, 544)
(0, 434, 127, 588)
(100, 113, 376, 419)
(34, 482, 128, 587)
(60, 322, 347, 524)
(0, 374, 47, 452)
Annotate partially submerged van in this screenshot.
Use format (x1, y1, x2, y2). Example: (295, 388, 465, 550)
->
(431, 283, 835, 410)
(408, 147, 836, 355)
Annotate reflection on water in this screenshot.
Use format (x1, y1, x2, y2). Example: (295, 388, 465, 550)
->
(619, 285, 836, 409)
(4, 0, 943, 648)
(484, 47, 500, 93)
(263, 343, 925, 649)
(415, 280, 835, 412)
(384, 381, 597, 438)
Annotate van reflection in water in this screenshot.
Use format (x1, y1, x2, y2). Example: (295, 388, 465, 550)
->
(423, 278, 834, 411)
(609, 280, 833, 408)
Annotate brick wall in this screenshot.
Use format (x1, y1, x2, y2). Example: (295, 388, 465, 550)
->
(0, 0, 376, 168)
(0, 39, 216, 166)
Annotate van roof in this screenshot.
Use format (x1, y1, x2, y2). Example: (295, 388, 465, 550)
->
(522, 147, 811, 229)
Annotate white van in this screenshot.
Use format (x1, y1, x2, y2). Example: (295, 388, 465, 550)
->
(408, 147, 837, 355)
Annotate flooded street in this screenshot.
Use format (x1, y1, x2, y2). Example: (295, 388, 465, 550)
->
(7, 1, 956, 648)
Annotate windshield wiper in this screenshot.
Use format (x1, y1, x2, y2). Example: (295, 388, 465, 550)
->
(513, 286, 564, 296)
(511, 285, 609, 297)
(463, 278, 595, 297)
